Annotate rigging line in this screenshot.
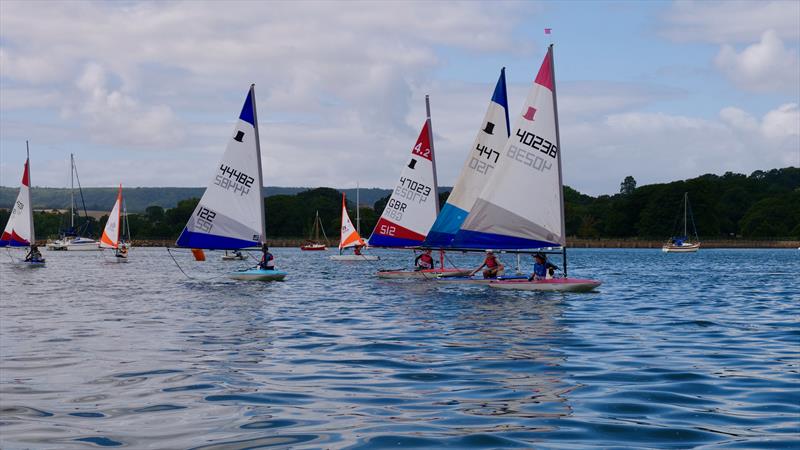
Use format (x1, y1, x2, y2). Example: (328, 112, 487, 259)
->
(72, 161, 91, 233)
(5, 248, 16, 263)
(443, 252, 463, 270)
(166, 247, 194, 280)
(167, 248, 229, 281)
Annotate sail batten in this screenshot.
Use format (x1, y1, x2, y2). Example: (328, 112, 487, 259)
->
(453, 47, 565, 249)
(176, 86, 264, 250)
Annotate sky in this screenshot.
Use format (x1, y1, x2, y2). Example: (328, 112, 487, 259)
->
(1, 0, 798, 196)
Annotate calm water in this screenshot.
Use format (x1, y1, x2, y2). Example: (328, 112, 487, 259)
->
(0, 247, 798, 449)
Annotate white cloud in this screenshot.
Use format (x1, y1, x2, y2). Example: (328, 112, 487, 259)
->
(0, 0, 530, 172)
(70, 63, 183, 148)
(661, 0, 800, 43)
(761, 103, 800, 140)
(564, 103, 800, 194)
(714, 30, 800, 93)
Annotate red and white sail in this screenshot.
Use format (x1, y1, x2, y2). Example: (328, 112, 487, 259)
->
(100, 185, 123, 249)
(339, 193, 365, 250)
(455, 46, 566, 249)
(1, 157, 34, 247)
(368, 120, 439, 247)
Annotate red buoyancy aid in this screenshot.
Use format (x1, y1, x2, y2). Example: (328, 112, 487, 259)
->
(419, 253, 434, 268)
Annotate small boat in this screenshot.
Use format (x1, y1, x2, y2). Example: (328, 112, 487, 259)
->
(330, 192, 379, 261)
(221, 250, 246, 261)
(367, 96, 469, 277)
(99, 184, 131, 262)
(175, 85, 286, 282)
(46, 154, 101, 251)
(229, 268, 287, 281)
(300, 210, 328, 251)
(2, 142, 45, 267)
(440, 45, 601, 291)
(662, 192, 701, 253)
(490, 278, 601, 292)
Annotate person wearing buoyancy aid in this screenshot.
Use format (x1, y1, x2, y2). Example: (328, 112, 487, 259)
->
(414, 249, 435, 271)
(259, 244, 275, 270)
(528, 253, 558, 281)
(470, 249, 503, 278)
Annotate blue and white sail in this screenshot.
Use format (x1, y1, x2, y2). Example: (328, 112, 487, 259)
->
(452, 46, 566, 249)
(176, 86, 265, 250)
(424, 68, 510, 247)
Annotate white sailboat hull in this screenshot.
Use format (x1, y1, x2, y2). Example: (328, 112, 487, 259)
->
(47, 237, 101, 251)
(662, 243, 700, 253)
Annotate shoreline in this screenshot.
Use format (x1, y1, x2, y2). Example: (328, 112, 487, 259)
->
(33, 238, 800, 249)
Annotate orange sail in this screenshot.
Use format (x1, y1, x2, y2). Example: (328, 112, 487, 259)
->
(339, 193, 365, 250)
(100, 185, 123, 249)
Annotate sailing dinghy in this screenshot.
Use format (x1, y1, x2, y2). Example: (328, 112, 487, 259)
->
(451, 46, 600, 292)
(330, 193, 379, 261)
(662, 192, 700, 253)
(369, 96, 470, 278)
(175, 85, 286, 281)
(300, 211, 328, 251)
(1, 142, 44, 267)
(99, 184, 131, 261)
(46, 154, 101, 251)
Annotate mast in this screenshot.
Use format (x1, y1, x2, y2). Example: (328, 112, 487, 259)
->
(70, 153, 74, 229)
(425, 94, 445, 268)
(548, 44, 568, 277)
(356, 182, 360, 235)
(684, 192, 688, 237)
(425, 95, 439, 214)
(27, 141, 34, 245)
(249, 84, 267, 244)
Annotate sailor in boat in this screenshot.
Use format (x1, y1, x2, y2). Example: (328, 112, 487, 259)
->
(470, 250, 504, 279)
(353, 245, 364, 256)
(528, 253, 558, 281)
(116, 246, 128, 259)
(234, 250, 243, 259)
(259, 245, 275, 271)
(24, 245, 44, 263)
(414, 249, 435, 271)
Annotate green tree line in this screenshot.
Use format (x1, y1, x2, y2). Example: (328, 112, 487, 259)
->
(1, 168, 797, 241)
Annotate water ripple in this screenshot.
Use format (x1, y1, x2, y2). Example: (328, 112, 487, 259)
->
(1, 248, 798, 448)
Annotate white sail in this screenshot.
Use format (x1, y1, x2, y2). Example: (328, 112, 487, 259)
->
(100, 185, 122, 249)
(424, 68, 510, 247)
(339, 193, 365, 250)
(368, 118, 439, 247)
(176, 86, 264, 250)
(1, 157, 34, 247)
(453, 46, 565, 249)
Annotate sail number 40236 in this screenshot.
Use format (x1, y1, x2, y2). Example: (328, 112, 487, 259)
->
(515, 129, 557, 158)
